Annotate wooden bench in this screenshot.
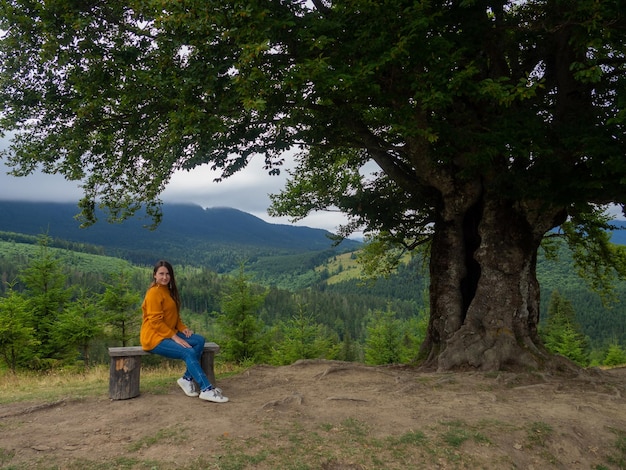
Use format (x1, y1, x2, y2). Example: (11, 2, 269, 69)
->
(108, 342, 220, 400)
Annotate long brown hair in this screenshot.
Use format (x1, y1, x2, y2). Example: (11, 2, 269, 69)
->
(151, 260, 181, 310)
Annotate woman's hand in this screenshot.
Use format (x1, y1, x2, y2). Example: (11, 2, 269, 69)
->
(171, 333, 191, 348)
(181, 328, 193, 338)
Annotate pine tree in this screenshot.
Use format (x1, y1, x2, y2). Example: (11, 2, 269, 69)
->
(100, 271, 142, 346)
(270, 302, 338, 365)
(604, 342, 626, 367)
(552, 325, 588, 366)
(18, 235, 71, 368)
(218, 264, 267, 364)
(338, 332, 363, 363)
(541, 291, 590, 366)
(53, 288, 104, 367)
(364, 306, 405, 365)
(0, 286, 39, 373)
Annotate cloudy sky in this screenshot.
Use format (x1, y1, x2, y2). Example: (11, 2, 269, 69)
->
(0, 136, 350, 233)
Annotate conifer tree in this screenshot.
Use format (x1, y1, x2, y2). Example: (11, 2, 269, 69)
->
(541, 291, 590, 366)
(604, 342, 626, 367)
(100, 271, 141, 346)
(218, 264, 267, 364)
(364, 306, 405, 365)
(53, 288, 104, 367)
(365, 303, 429, 366)
(0, 285, 38, 373)
(18, 235, 70, 368)
(270, 302, 338, 365)
(338, 332, 363, 363)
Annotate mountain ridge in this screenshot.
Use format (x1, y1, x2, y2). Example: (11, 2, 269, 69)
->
(0, 200, 360, 270)
(2, 199, 625, 273)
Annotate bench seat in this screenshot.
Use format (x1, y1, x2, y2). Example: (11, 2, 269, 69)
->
(108, 342, 220, 400)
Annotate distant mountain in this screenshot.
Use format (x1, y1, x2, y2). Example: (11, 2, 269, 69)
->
(0, 200, 360, 271)
(609, 220, 626, 245)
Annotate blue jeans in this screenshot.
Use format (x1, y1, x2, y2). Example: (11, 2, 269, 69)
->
(149, 333, 213, 390)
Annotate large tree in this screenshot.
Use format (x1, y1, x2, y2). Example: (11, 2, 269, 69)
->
(1, 1, 625, 370)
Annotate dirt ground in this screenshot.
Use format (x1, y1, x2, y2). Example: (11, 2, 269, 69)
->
(1, 360, 626, 469)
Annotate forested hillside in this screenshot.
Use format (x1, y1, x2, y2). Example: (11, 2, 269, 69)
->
(1, 201, 626, 370)
(536, 244, 626, 350)
(1, 233, 625, 358)
(0, 200, 359, 273)
(0, 236, 425, 367)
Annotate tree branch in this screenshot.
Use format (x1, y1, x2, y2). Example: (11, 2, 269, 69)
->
(310, 0, 331, 16)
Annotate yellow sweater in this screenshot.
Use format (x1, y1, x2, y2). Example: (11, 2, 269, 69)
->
(140, 284, 187, 351)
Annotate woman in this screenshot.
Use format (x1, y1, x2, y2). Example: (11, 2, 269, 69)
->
(140, 260, 228, 403)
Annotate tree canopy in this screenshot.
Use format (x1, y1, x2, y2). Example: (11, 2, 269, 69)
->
(1, 0, 625, 370)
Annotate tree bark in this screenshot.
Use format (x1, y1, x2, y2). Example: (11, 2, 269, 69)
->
(422, 192, 568, 371)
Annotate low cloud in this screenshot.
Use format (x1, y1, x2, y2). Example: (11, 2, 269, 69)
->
(0, 140, 347, 232)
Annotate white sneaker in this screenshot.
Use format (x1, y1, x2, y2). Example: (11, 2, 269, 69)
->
(177, 378, 199, 397)
(199, 388, 229, 403)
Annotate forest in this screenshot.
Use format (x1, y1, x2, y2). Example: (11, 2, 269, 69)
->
(1, 228, 625, 374)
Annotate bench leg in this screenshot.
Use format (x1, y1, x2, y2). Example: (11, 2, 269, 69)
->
(109, 356, 142, 400)
(201, 352, 217, 387)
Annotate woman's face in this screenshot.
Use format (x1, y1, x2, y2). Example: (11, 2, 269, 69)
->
(154, 266, 171, 286)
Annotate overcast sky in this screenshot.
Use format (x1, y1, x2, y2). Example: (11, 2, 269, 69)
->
(0, 136, 350, 233)
(3, 136, 622, 235)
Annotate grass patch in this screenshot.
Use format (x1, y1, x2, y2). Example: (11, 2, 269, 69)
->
(0, 366, 109, 404)
(605, 427, 626, 468)
(127, 426, 188, 452)
(388, 430, 428, 446)
(317, 251, 362, 284)
(0, 448, 16, 466)
(526, 421, 553, 447)
(0, 361, 241, 405)
(340, 417, 369, 439)
(442, 427, 471, 447)
(68, 456, 141, 470)
(213, 448, 270, 470)
(439, 420, 491, 448)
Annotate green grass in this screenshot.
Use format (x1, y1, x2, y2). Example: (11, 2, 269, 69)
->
(127, 427, 188, 452)
(0, 366, 109, 404)
(0, 238, 136, 276)
(526, 421, 553, 448)
(605, 427, 626, 469)
(0, 361, 241, 405)
(316, 251, 363, 284)
(439, 420, 491, 448)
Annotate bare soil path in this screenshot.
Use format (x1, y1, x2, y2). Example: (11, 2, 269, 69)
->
(1, 360, 625, 469)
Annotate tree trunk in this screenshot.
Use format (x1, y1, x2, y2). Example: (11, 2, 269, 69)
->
(422, 193, 567, 371)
